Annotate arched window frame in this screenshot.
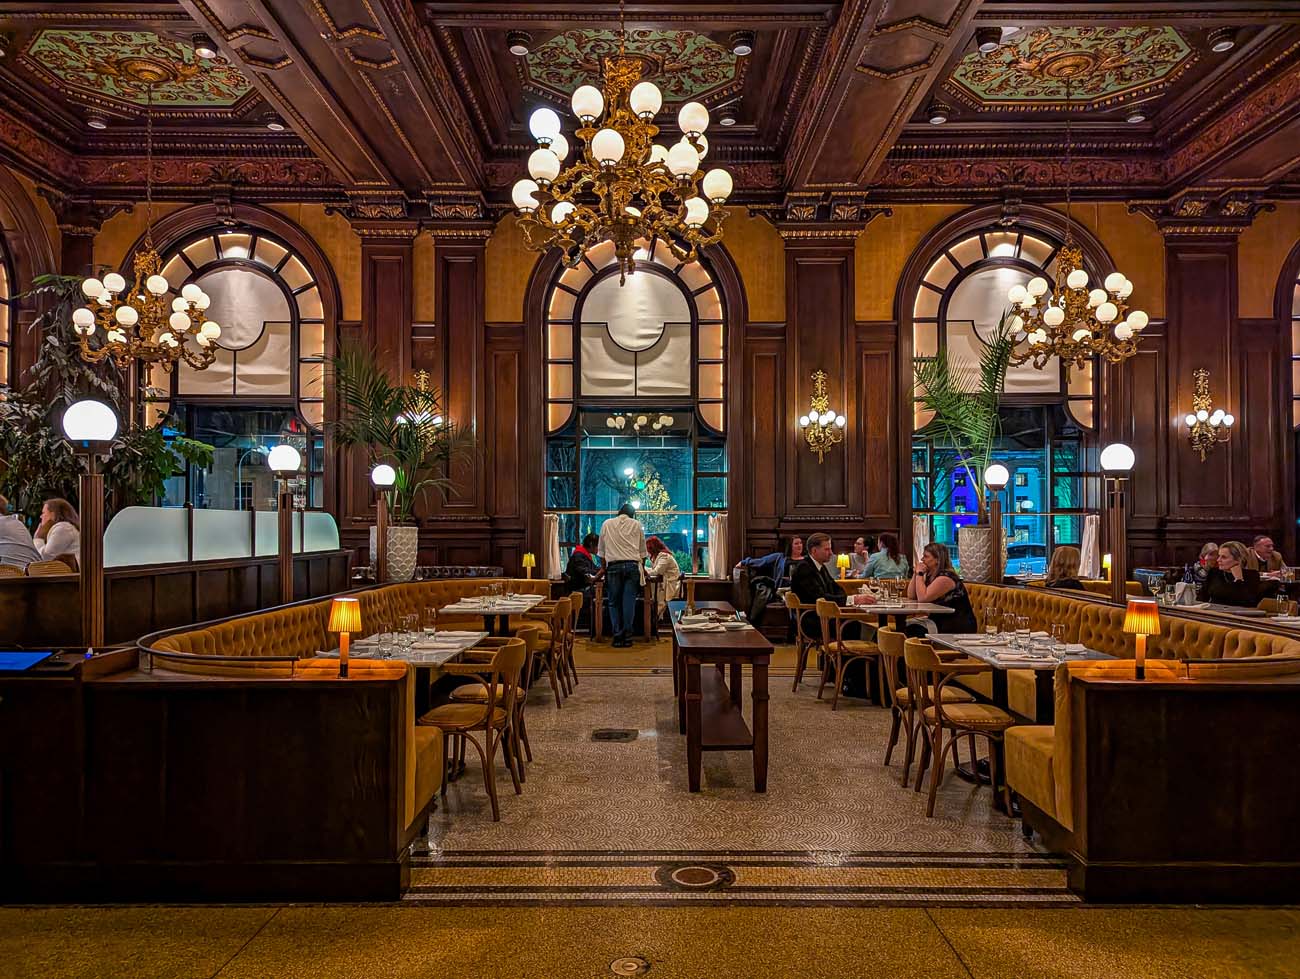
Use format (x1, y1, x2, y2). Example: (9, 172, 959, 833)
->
(0, 235, 14, 390)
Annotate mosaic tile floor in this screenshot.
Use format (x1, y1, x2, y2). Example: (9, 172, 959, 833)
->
(409, 639, 1071, 906)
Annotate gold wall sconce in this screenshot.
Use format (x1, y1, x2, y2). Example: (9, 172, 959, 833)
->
(798, 370, 846, 463)
(1183, 368, 1234, 461)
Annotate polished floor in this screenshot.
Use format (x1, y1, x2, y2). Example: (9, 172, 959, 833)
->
(5, 638, 1299, 979)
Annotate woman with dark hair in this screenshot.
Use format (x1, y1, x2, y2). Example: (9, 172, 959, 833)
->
(563, 533, 602, 597)
(863, 532, 909, 579)
(34, 498, 80, 570)
(906, 542, 976, 634)
(645, 536, 682, 617)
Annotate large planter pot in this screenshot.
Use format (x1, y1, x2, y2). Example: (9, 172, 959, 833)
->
(956, 524, 1005, 584)
(370, 524, 419, 582)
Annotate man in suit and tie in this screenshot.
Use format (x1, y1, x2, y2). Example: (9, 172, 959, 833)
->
(790, 532, 870, 697)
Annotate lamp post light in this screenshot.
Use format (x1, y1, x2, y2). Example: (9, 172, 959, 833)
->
(983, 463, 1011, 585)
(1099, 442, 1136, 605)
(62, 400, 119, 651)
(370, 463, 396, 584)
(267, 443, 302, 606)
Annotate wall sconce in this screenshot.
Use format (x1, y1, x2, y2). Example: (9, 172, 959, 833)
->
(1183, 368, 1234, 461)
(798, 370, 846, 463)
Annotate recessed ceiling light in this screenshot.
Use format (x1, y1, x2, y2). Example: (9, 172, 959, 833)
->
(975, 27, 1002, 55)
(1126, 109, 1146, 124)
(87, 115, 108, 130)
(926, 99, 950, 125)
(191, 33, 218, 60)
(719, 114, 737, 127)
(262, 112, 286, 131)
(1208, 27, 1238, 53)
(729, 31, 755, 57)
(506, 30, 532, 57)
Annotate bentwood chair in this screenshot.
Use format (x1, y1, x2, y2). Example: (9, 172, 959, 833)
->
(419, 636, 526, 821)
(785, 591, 822, 692)
(878, 628, 976, 786)
(523, 597, 572, 707)
(564, 592, 583, 688)
(814, 598, 881, 711)
(451, 625, 543, 781)
(904, 637, 1013, 817)
(1259, 597, 1299, 616)
(26, 559, 74, 577)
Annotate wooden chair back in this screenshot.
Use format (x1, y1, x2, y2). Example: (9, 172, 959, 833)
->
(26, 560, 73, 577)
(815, 597, 845, 646)
(877, 627, 905, 704)
(0, 564, 23, 578)
(903, 637, 942, 712)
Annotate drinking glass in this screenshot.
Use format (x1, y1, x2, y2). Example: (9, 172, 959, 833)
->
(402, 613, 419, 637)
(422, 606, 438, 637)
(377, 632, 394, 659)
(983, 605, 998, 637)
(1014, 616, 1031, 650)
(1050, 623, 1068, 660)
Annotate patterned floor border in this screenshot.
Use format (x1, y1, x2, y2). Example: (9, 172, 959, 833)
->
(405, 848, 1078, 907)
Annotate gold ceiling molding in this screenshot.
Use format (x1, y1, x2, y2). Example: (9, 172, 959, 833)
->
(310, 0, 386, 43)
(872, 2, 975, 39)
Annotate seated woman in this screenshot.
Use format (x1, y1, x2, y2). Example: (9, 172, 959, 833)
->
(33, 498, 80, 571)
(1045, 545, 1086, 591)
(863, 532, 909, 579)
(736, 536, 803, 622)
(1197, 540, 1267, 608)
(1192, 541, 1219, 587)
(905, 542, 976, 634)
(645, 536, 682, 619)
(562, 533, 602, 596)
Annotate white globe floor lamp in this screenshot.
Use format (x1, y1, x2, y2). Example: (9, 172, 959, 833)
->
(983, 463, 1011, 584)
(1100, 443, 1136, 604)
(62, 400, 119, 650)
(370, 464, 396, 584)
(267, 444, 302, 606)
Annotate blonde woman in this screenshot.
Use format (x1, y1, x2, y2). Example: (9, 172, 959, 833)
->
(1196, 540, 1262, 608)
(1045, 545, 1085, 591)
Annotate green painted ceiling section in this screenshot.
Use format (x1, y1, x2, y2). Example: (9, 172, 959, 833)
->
(950, 27, 1193, 107)
(25, 30, 253, 108)
(524, 29, 739, 102)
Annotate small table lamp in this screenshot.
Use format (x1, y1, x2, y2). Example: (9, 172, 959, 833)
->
(522, 552, 536, 579)
(836, 553, 851, 580)
(1123, 598, 1160, 680)
(1102, 552, 1113, 581)
(328, 597, 362, 679)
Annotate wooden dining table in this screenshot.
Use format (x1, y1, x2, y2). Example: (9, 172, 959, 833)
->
(669, 600, 772, 793)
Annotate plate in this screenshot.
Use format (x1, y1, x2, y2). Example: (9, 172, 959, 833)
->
(722, 621, 748, 630)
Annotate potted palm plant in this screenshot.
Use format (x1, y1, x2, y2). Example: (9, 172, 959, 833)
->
(912, 309, 1015, 582)
(329, 345, 471, 581)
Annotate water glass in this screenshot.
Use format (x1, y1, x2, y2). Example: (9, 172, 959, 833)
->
(1050, 623, 1068, 660)
(983, 605, 999, 637)
(376, 632, 394, 659)
(1014, 616, 1031, 650)
(422, 606, 438, 637)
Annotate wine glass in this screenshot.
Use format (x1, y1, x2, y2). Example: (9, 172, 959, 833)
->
(1050, 622, 1068, 660)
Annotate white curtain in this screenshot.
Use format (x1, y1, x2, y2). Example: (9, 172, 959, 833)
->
(543, 513, 562, 580)
(707, 513, 728, 578)
(1080, 513, 1101, 579)
(912, 515, 930, 566)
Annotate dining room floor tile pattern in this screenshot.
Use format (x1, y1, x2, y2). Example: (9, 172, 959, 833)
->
(411, 645, 1072, 906)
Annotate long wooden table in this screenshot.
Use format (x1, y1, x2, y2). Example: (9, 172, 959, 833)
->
(669, 600, 772, 793)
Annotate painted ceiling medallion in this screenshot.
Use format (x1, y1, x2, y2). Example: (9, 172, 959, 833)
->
(25, 30, 252, 108)
(949, 27, 1194, 109)
(522, 29, 741, 104)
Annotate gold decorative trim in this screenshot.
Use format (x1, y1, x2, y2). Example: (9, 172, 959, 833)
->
(309, 0, 386, 42)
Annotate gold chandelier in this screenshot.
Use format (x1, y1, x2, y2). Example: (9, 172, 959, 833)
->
(1005, 84, 1148, 371)
(72, 82, 219, 371)
(510, 1, 734, 284)
(1184, 368, 1235, 461)
(798, 371, 846, 463)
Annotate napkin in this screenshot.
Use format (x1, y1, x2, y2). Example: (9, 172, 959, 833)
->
(679, 622, 725, 632)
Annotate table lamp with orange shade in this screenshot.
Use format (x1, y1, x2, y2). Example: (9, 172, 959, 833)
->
(328, 597, 362, 679)
(1123, 598, 1160, 681)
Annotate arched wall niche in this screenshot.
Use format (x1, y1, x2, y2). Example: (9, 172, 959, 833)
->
(0, 166, 58, 384)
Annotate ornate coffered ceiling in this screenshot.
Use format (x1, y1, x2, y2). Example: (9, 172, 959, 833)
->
(948, 27, 1194, 110)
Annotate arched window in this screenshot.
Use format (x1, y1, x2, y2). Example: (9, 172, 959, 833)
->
(145, 227, 329, 511)
(1290, 259, 1300, 429)
(910, 227, 1097, 575)
(543, 238, 727, 571)
(0, 236, 13, 389)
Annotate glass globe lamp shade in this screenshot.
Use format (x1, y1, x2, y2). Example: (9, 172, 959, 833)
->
(1210, 409, 1225, 426)
(1010, 315, 1025, 332)
(527, 148, 560, 183)
(511, 178, 540, 212)
(1127, 310, 1149, 330)
(1223, 414, 1235, 427)
(702, 168, 733, 201)
(158, 332, 174, 346)
(1114, 324, 1134, 341)
(834, 415, 846, 428)
(169, 311, 190, 331)
(799, 415, 810, 428)
(146, 274, 170, 296)
(1007, 284, 1028, 305)
(1196, 408, 1209, 422)
(171, 297, 188, 313)
(649, 143, 669, 165)
(102, 272, 127, 293)
(591, 128, 625, 166)
(569, 86, 603, 123)
(195, 293, 211, 311)
(1088, 288, 1107, 308)
(108, 329, 127, 344)
(1117, 279, 1134, 299)
(528, 106, 562, 142)
(97, 291, 112, 306)
(666, 140, 700, 177)
(683, 197, 709, 227)
(550, 201, 576, 224)
(1185, 413, 1198, 427)
(62, 399, 119, 443)
(1066, 269, 1089, 290)
(201, 321, 221, 339)
(548, 133, 569, 162)
(1029, 328, 1048, 344)
(629, 81, 662, 119)
(81, 277, 104, 298)
(1099, 442, 1136, 473)
(1042, 306, 1065, 327)
(678, 101, 709, 135)
(821, 410, 835, 426)
(1027, 276, 1049, 297)
(1104, 271, 1127, 292)
(72, 307, 95, 329)
(1072, 328, 1091, 342)
(267, 444, 302, 474)
(1095, 301, 1118, 323)
(370, 463, 397, 487)
(181, 283, 203, 302)
(114, 305, 139, 327)
(983, 463, 1011, 490)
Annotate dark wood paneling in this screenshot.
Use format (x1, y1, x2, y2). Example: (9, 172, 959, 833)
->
(434, 242, 487, 515)
(857, 326, 898, 526)
(486, 326, 526, 573)
(1239, 319, 1289, 534)
(1117, 332, 1168, 522)
(745, 341, 785, 524)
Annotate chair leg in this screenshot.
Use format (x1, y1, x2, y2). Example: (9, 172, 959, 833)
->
(518, 709, 534, 762)
(816, 650, 829, 701)
(990, 735, 1011, 815)
(901, 712, 918, 787)
(926, 728, 955, 818)
(463, 731, 500, 821)
(914, 725, 932, 792)
(883, 706, 902, 766)
(440, 733, 451, 799)
(502, 725, 523, 795)
(830, 655, 843, 711)
(545, 650, 563, 708)
(792, 639, 807, 692)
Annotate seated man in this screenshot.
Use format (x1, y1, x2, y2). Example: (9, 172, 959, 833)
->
(1245, 535, 1287, 574)
(791, 533, 869, 697)
(0, 494, 40, 570)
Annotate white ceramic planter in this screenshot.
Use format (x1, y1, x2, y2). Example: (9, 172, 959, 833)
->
(956, 524, 1005, 583)
(370, 524, 419, 582)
